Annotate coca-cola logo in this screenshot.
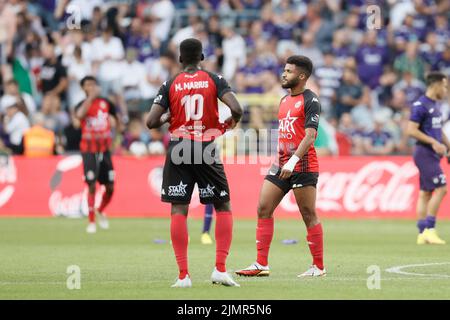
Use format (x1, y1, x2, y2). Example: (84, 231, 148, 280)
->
(49, 155, 102, 217)
(0, 156, 17, 208)
(281, 161, 418, 214)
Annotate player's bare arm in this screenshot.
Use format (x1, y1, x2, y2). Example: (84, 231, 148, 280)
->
(220, 91, 243, 129)
(75, 86, 100, 120)
(146, 104, 170, 129)
(279, 127, 317, 180)
(407, 121, 446, 155)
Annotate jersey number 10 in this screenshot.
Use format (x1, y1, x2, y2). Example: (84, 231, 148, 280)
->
(181, 94, 204, 121)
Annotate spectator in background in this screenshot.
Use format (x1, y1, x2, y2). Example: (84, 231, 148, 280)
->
(1, 79, 36, 115)
(335, 68, 363, 119)
(394, 41, 427, 81)
(298, 31, 324, 67)
(363, 113, 395, 156)
(433, 44, 450, 76)
(40, 41, 68, 115)
(1, 95, 30, 154)
(23, 112, 55, 157)
(420, 32, 443, 69)
(304, 4, 334, 52)
(355, 30, 389, 90)
(314, 51, 342, 117)
(122, 117, 149, 156)
(149, 0, 175, 46)
(121, 48, 147, 116)
(91, 26, 127, 119)
(331, 30, 353, 68)
(434, 14, 449, 48)
(65, 45, 92, 109)
(392, 71, 426, 108)
(221, 23, 246, 81)
(338, 112, 365, 155)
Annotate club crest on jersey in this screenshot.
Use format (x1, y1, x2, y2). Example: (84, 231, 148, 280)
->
(295, 101, 302, 109)
(279, 110, 298, 139)
(99, 101, 107, 109)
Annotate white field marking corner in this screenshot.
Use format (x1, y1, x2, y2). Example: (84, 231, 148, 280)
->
(385, 262, 450, 278)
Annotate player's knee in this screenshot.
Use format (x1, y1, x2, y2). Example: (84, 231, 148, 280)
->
(299, 205, 316, 220)
(214, 202, 230, 212)
(257, 203, 273, 218)
(105, 185, 114, 196)
(171, 204, 189, 215)
(437, 186, 447, 196)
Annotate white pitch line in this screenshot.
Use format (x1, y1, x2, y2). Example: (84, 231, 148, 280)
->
(385, 262, 450, 278)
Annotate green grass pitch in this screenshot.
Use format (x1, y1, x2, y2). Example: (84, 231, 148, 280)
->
(1, 218, 450, 299)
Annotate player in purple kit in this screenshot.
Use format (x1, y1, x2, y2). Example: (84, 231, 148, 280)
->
(407, 72, 449, 245)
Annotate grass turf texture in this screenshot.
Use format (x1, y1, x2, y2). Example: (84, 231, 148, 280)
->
(1, 218, 450, 299)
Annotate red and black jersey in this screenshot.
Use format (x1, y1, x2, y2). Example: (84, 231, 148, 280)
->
(153, 68, 232, 142)
(277, 89, 321, 173)
(75, 97, 117, 153)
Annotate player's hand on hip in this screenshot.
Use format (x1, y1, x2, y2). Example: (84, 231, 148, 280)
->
(432, 141, 447, 156)
(223, 117, 237, 130)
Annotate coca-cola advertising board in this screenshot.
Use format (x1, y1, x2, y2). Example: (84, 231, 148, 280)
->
(0, 155, 448, 219)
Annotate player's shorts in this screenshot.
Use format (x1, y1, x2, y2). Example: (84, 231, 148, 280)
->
(82, 151, 115, 185)
(413, 145, 446, 191)
(161, 139, 230, 204)
(264, 164, 319, 194)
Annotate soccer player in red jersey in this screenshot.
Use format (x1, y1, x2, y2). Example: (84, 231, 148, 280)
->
(236, 55, 326, 278)
(146, 38, 243, 288)
(75, 76, 121, 234)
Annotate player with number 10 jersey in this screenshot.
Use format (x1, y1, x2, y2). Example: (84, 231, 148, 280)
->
(146, 38, 243, 288)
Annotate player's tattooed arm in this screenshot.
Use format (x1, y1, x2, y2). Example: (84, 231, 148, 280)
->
(220, 92, 243, 129)
(146, 104, 169, 129)
(407, 121, 446, 155)
(280, 128, 317, 179)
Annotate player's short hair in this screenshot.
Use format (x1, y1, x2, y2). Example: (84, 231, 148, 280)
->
(179, 38, 203, 65)
(80, 75, 97, 87)
(286, 55, 313, 78)
(426, 72, 447, 87)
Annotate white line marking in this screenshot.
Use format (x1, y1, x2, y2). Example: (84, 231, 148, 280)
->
(385, 262, 450, 278)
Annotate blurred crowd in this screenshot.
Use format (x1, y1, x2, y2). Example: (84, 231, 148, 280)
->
(0, 0, 449, 157)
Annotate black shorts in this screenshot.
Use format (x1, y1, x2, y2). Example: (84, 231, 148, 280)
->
(82, 151, 115, 185)
(161, 139, 230, 204)
(264, 164, 318, 194)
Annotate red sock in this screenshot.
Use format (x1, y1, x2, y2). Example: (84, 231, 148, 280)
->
(170, 214, 189, 279)
(98, 190, 113, 213)
(215, 211, 233, 272)
(88, 192, 95, 223)
(256, 218, 274, 266)
(306, 223, 324, 270)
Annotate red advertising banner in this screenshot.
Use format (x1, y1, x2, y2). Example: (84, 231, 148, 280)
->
(0, 155, 449, 219)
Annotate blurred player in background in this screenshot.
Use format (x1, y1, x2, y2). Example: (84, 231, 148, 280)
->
(146, 38, 243, 288)
(75, 76, 121, 234)
(201, 204, 214, 244)
(407, 72, 449, 245)
(236, 55, 326, 278)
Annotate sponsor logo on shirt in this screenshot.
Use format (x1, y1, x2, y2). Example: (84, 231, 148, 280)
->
(278, 110, 298, 139)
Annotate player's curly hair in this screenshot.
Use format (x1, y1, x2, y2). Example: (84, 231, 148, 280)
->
(286, 55, 313, 78)
(179, 38, 204, 65)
